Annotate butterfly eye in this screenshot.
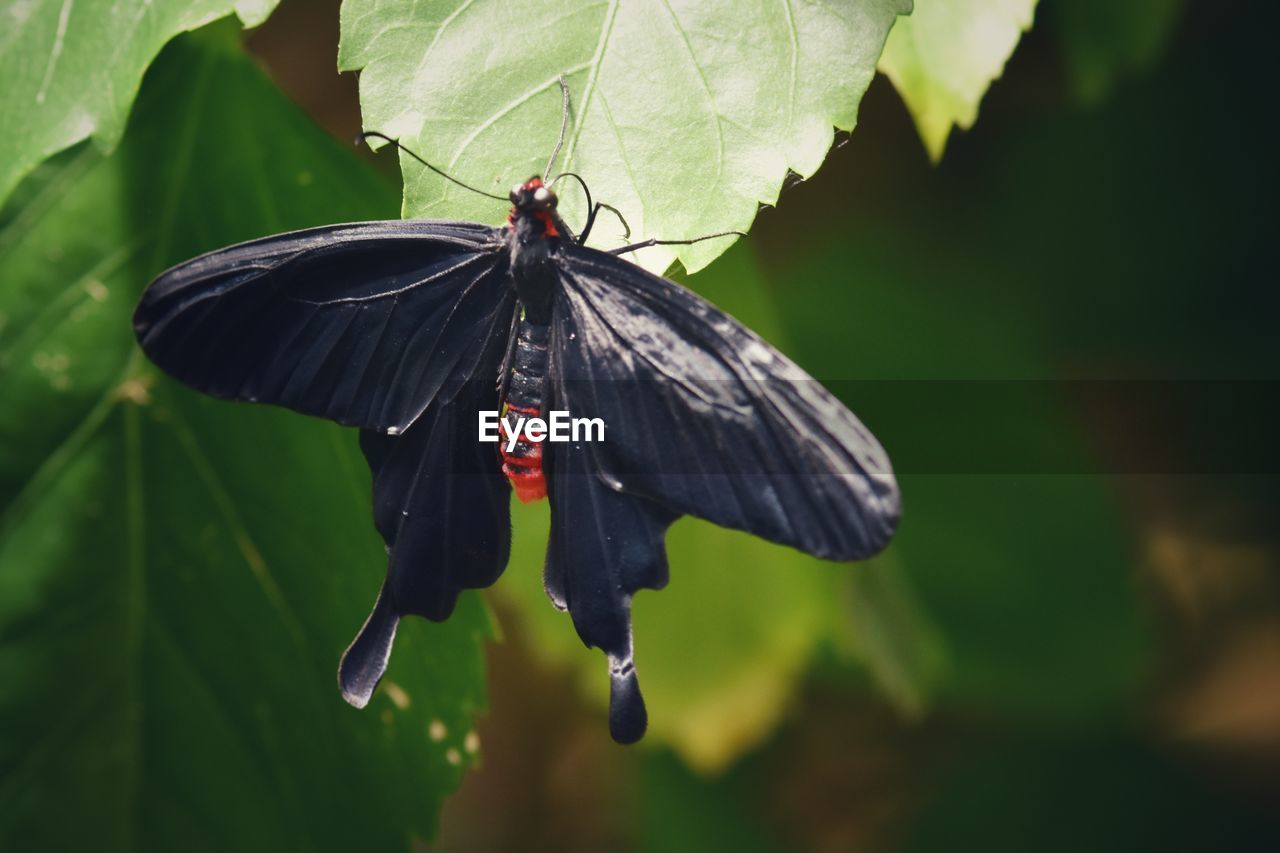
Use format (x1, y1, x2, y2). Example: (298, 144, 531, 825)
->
(509, 183, 524, 204)
(533, 186, 555, 208)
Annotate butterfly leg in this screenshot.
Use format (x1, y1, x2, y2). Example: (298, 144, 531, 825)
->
(608, 229, 745, 256)
(549, 171, 631, 244)
(580, 202, 630, 244)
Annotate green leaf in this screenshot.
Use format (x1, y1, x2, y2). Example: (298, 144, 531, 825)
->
(879, 0, 1038, 161)
(0, 0, 279, 211)
(338, 0, 911, 273)
(0, 29, 486, 850)
(1046, 0, 1185, 104)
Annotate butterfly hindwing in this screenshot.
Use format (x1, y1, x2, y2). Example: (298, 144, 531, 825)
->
(550, 243, 901, 562)
(360, 381, 513, 622)
(543, 435, 677, 744)
(340, 399, 513, 707)
(340, 347, 514, 708)
(134, 220, 512, 433)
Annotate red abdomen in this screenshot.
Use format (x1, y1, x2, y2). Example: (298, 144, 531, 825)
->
(500, 403, 546, 503)
(500, 320, 549, 503)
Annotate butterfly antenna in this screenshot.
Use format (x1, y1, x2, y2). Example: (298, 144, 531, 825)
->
(550, 171, 632, 242)
(357, 131, 507, 202)
(543, 75, 571, 183)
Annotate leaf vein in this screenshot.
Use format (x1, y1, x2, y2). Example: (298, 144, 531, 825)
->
(34, 0, 74, 105)
(563, 0, 619, 171)
(445, 67, 592, 176)
(780, 0, 799, 133)
(0, 238, 144, 370)
(656, 0, 724, 214)
(166, 406, 310, 651)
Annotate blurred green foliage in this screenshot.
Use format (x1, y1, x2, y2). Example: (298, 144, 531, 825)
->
(879, 0, 1038, 160)
(901, 734, 1275, 853)
(1047, 0, 1186, 104)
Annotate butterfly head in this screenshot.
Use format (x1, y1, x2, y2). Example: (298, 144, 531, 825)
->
(508, 177, 561, 240)
(509, 177, 558, 212)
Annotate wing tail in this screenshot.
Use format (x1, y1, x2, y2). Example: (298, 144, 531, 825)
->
(607, 635, 647, 745)
(545, 439, 675, 744)
(338, 585, 400, 708)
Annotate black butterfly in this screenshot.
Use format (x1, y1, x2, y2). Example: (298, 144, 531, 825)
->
(132, 86, 900, 744)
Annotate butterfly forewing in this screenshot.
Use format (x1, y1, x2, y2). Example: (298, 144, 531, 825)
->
(549, 243, 900, 561)
(134, 220, 512, 433)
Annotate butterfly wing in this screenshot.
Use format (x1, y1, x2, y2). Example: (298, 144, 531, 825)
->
(340, 364, 513, 708)
(542, 244, 899, 743)
(543, 435, 677, 743)
(134, 219, 519, 707)
(550, 244, 900, 561)
(134, 220, 513, 433)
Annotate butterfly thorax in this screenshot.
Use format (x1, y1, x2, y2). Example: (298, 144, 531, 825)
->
(506, 177, 564, 325)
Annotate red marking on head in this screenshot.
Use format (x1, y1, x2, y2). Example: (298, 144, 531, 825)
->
(534, 210, 559, 238)
(507, 206, 559, 237)
(506, 177, 559, 237)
